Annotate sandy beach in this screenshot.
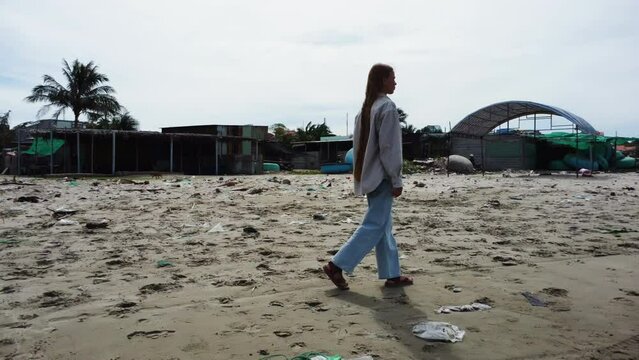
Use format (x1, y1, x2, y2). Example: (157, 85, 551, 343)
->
(1, 172, 638, 359)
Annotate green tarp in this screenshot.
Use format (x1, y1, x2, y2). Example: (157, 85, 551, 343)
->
(528, 132, 639, 151)
(23, 137, 65, 157)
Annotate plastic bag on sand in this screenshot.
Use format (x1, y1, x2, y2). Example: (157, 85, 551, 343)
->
(437, 302, 492, 314)
(57, 219, 79, 226)
(207, 223, 226, 233)
(412, 321, 465, 342)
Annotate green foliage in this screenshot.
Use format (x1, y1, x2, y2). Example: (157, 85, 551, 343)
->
(296, 121, 333, 142)
(87, 110, 139, 130)
(402, 159, 421, 174)
(397, 108, 418, 135)
(0, 110, 12, 148)
(111, 111, 139, 130)
(25, 59, 121, 128)
(398, 108, 408, 124)
(270, 123, 297, 147)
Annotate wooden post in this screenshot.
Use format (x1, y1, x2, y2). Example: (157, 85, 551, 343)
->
(481, 136, 485, 176)
(590, 143, 594, 171)
(135, 137, 139, 172)
(575, 126, 579, 178)
(170, 136, 174, 173)
(613, 132, 618, 171)
(17, 129, 21, 175)
(76, 131, 80, 173)
(215, 138, 219, 175)
(50, 130, 54, 174)
(254, 139, 258, 174)
(91, 133, 94, 174)
(112, 131, 116, 175)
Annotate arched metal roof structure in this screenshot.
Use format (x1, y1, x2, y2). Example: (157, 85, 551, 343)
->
(451, 101, 597, 138)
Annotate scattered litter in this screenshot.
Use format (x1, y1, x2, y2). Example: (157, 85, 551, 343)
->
(15, 196, 40, 203)
(208, 223, 226, 233)
(578, 168, 592, 177)
(436, 302, 492, 314)
(273, 330, 292, 337)
(258, 352, 342, 360)
(243, 226, 259, 236)
(50, 207, 78, 219)
(522, 291, 546, 307)
(320, 179, 333, 188)
(541, 287, 569, 297)
(474, 297, 495, 306)
(313, 213, 326, 221)
(599, 227, 633, 235)
(86, 220, 109, 229)
(156, 260, 174, 268)
(412, 321, 465, 342)
(444, 284, 462, 293)
(57, 219, 79, 226)
(0, 239, 21, 245)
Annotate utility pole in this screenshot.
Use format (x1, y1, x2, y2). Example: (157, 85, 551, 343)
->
(346, 113, 349, 136)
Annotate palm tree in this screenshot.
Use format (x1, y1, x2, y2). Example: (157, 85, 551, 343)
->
(296, 121, 334, 142)
(25, 59, 121, 128)
(397, 108, 408, 124)
(111, 111, 139, 130)
(397, 108, 416, 135)
(87, 110, 139, 130)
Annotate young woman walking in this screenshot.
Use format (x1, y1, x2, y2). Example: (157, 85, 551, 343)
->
(323, 63, 413, 290)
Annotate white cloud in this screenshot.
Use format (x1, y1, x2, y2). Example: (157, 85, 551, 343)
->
(1, 0, 638, 136)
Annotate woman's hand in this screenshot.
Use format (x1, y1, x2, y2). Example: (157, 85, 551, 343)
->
(392, 187, 403, 198)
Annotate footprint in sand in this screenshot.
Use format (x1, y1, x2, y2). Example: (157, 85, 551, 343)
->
(109, 301, 139, 316)
(139, 283, 182, 295)
(126, 330, 175, 339)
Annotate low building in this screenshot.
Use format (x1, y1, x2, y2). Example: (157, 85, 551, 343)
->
(9, 124, 267, 176)
(291, 136, 352, 170)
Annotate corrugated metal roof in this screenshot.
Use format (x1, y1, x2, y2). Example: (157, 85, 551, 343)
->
(451, 101, 597, 138)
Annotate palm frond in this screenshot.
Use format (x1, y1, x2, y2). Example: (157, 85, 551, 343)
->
(51, 107, 65, 119)
(36, 104, 54, 118)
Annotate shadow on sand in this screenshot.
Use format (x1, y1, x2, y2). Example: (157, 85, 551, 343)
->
(326, 286, 463, 360)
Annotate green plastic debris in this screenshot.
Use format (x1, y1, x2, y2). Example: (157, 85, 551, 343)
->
(156, 260, 174, 268)
(260, 352, 341, 360)
(0, 239, 21, 245)
(68, 180, 79, 187)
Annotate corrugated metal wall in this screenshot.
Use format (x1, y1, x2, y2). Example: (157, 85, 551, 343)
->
(452, 135, 537, 170)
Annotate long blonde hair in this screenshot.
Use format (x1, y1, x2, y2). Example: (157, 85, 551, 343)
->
(354, 63, 394, 181)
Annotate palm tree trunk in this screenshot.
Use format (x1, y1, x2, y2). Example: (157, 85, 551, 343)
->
(74, 113, 80, 129)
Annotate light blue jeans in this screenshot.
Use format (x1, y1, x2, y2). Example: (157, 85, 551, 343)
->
(332, 179, 400, 279)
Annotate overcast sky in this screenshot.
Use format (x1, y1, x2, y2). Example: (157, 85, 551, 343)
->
(1, 0, 638, 136)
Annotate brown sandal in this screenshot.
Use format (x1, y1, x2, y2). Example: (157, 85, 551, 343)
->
(323, 262, 349, 290)
(384, 275, 414, 288)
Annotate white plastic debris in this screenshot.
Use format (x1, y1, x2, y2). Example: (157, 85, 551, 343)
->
(57, 219, 79, 226)
(436, 302, 492, 314)
(412, 321, 465, 342)
(207, 223, 226, 233)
